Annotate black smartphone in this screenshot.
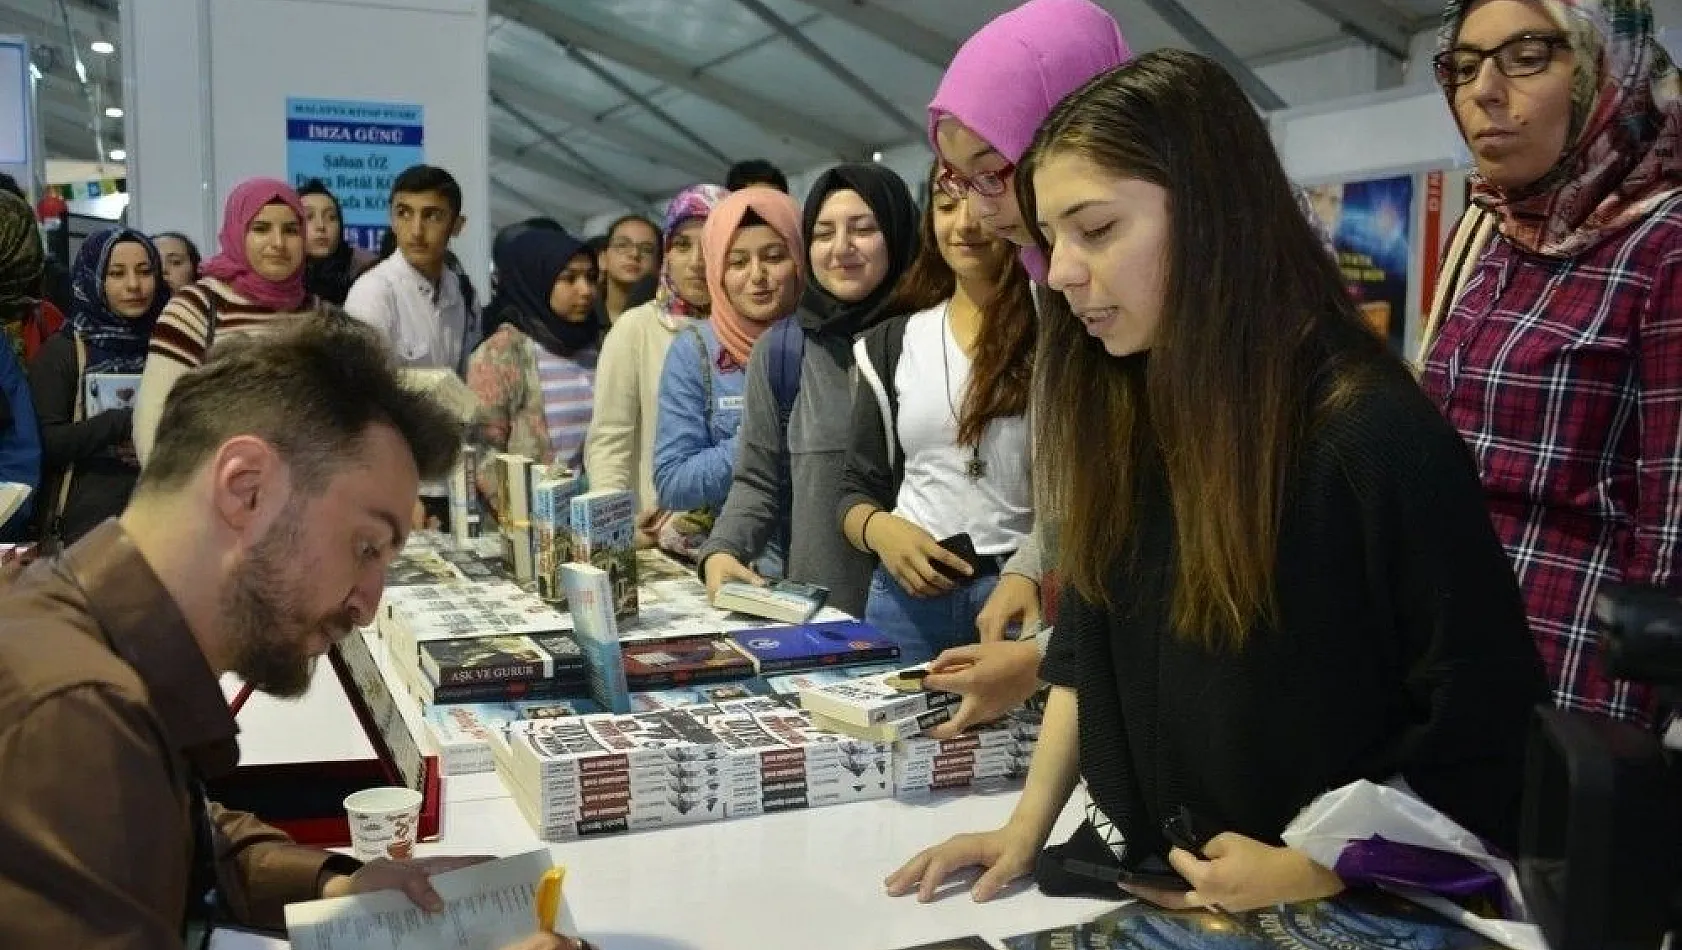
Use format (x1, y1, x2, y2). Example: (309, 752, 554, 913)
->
(1063, 857, 1191, 893)
(934, 532, 979, 581)
(1162, 806, 1219, 860)
(1117, 852, 1193, 891)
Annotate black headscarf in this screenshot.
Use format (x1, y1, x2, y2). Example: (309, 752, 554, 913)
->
(297, 180, 358, 305)
(490, 227, 598, 357)
(484, 218, 566, 338)
(798, 163, 919, 337)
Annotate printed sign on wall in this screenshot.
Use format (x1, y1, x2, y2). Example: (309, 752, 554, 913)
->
(285, 97, 424, 252)
(1305, 174, 1415, 353)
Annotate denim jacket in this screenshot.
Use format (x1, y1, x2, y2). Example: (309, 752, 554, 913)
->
(652, 322, 746, 512)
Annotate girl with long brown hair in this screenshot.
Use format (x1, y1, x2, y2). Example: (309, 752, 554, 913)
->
(836, 163, 1037, 663)
(888, 49, 1547, 913)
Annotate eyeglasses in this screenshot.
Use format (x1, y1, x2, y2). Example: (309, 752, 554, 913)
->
(1433, 33, 1570, 88)
(609, 240, 658, 258)
(935, 162, 1015, 201)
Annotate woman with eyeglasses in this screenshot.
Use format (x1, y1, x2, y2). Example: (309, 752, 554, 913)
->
(1419, 0, 1682, 729)
(894, 0, 1133, 740)
(593, 215, 661, 331)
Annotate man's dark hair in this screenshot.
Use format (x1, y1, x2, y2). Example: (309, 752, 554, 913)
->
(138, 313, 461, 496)
(586, 234, 610, 258)
(726, 159, 788, 193)
(390, 164, 463, 218)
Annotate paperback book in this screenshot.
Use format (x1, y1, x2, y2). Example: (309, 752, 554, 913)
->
(561, 562, 632, 713)
(569, 489, 639, 619)
(532, 473, 583, 606)
(728, 620, 899, 674)
(810, 704, 955, 743)
(419, 633, 584, 687)
(712, 579, 830, 624)
(798, 670, 961, 728)
(84, 372, 142, 415)
(631, 679, 769, 712)
(621, 636, 756, 689)
(706, 701, 893, 816)
(425, 698, 600, 775)
(1001, 890, 1504, 950)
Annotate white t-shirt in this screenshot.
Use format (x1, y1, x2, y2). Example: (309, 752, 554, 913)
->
(344, 253, 470, 373)
(891, 304, 1032, 556)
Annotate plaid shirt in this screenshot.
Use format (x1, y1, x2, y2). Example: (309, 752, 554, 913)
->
(1421, 198, 1682, 727)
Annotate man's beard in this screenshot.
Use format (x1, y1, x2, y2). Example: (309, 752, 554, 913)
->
(221, 506, 354, 698)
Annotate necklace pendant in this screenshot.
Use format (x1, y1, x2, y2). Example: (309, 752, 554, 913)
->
(966, 455, 987, 482)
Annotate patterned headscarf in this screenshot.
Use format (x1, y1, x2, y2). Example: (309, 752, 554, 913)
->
(1442, 0, 1682, 257)
(654, 183, 728, 332)
(0, 192, 44, 354)
(701, 187, 805, 367)
(201, 178, 311, 311)
(69, 228, 171, 374)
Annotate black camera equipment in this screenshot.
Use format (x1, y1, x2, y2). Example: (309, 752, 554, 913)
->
(1521, 584, 1682, 950)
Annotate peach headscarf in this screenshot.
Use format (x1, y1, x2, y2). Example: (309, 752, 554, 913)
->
(700, 186, 805, 366)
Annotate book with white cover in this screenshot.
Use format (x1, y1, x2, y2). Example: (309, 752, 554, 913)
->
(712, 579, 829, 624)
(797, 670, 961, 728)
(0, 482, 28, 526)
(285, 848, 568, 950)
(84, 372, 142, 415)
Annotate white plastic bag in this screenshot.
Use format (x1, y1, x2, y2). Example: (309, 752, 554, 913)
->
(1280, 779, 1548, 950)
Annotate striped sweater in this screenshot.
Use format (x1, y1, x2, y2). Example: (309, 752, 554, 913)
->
(134, 278, 326, 462)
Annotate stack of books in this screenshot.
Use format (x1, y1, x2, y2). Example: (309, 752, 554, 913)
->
(796, 670, 964, 741)
(379, 580, 583, 707)
(503, 710, 731, 839)
(416, 633, 587, 706)
(893, 712, 1040, 795)
(423, 699, 601, 776)
(697, 699, 894, 817)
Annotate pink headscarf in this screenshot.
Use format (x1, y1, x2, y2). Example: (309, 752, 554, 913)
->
(200, 177, 311, 312)
(701, 186, 804, 367)
(927, 0, 1131, 280)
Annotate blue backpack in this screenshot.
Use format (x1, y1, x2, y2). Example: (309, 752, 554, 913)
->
(765, 316, 804, 428)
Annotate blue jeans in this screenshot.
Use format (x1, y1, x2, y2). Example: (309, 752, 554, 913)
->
(864, 565, 999, 666)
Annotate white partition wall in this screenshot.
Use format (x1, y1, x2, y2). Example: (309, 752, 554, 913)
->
(122, 0, 490, 287)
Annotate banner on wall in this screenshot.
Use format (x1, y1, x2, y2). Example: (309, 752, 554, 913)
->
(285, 97, 424, 252)
(1305, 174, 1415, 352)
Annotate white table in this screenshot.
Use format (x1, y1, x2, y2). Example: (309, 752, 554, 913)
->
(230, 634, 1117, 950)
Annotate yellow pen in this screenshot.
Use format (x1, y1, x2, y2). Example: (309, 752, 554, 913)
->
(535, 866, 566, 933)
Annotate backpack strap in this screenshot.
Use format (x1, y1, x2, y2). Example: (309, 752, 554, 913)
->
(1416, 204, 1496, 369)
(44, 334, 87, 550)
(765, 317, 805, 427)
(682, 323, 713, 432)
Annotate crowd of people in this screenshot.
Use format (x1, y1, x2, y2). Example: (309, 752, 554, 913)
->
(0, 0, 1678, 945)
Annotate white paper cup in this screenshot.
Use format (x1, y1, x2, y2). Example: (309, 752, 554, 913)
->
(344, 786, 423, 862)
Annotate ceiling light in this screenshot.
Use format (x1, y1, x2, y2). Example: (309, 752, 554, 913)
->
(871, 150, 883, 162)
(28, 62, 41, 82)
(105, 106, 123, 118)
(108, 148, 126, 162)
(90, 41, 115, 55)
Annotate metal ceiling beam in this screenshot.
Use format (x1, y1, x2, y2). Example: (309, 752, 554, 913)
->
(1136, 0, 1287, 110)
(490, 0, 866, 158)
(490, 93, 658, 215)
(490, 65, 719, 180)
(489, 127, 654, 204)
(1293, 0, 1413, 60)
(490, 177, 585, 231)
(552, 45, 732, 167)
(733, 0, 921, 138)
(794, 0, 957, 68)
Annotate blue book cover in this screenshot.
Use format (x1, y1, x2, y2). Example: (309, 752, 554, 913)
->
(1003, 890, 1503, 949)
(729, 620, 900, 674)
